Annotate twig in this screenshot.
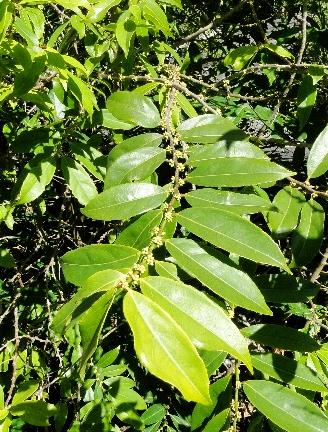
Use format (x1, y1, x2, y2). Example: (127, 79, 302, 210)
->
(248, 0, 269, 44)
(176, 0, 247, 45)
(5, 306, 19, 406)
(115, 74, 219, 115)
(269, 0, 308, 125)
(311, 243, 328, 283)
(287, 177, 328, 199)
(231, 361, 241, 432)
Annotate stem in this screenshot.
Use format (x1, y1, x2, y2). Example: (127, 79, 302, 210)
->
(232, 360, 241, 432)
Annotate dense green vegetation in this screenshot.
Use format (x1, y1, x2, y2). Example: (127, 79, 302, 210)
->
(1, 0, 328, 430)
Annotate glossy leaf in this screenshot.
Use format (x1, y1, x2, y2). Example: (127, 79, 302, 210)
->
(61, 244, 139, 286)
(255, 274, 319, 303)
(142, 0, 171, 36)
(13, 155, 56, 205)
(116, 210, 162, 250)
(307, 123, 328, 178)
(241, 324, 320, 352)
(202, 409, 230, 432)
(177, 114, 247, 144)
(123, 290, 211, 404)
(140, 276, 252, 370)
(107, 133, 162, 163)
(268, 186, 305, 237)
(224, 45, 258, 70)
(187, 141, 268, 165)
(292, 199, 325, 266)
(251, 353, 326, 392)
(187, 158, 294, 187)
(94, 109, 135, 130)
(141, 404, 166, 426)
(79, 288, 116, 376)
(104, 147, 166, 187)
(297, 74, 317, 130)
(155, 260, 179, 280)
(166, 238, 271, 315)
(185, 189, 273, 214)
(191, 376, 231, 430)
(106, 91, 161, 128)
(51, 269, 123, 335)
(244, 380, 328, 432)
(82, 183, 167, 221)
(177, 208, 289, 271)
(116, 11, 135, 57)
(87, 0, 121, 23)
(61, 157, 97, 206)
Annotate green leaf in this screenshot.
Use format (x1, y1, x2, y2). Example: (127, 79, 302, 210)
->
(0, 0, 14, 44)
(264, 44, 294, 59)
(187, 158, 294, 187)
(51, 269, 123, 335)
(116, 210, 162, 250)
(297, 74, 317, 130)
(200, 351, 227, 377)
(13, 155, 56, 205)
(202, 409, 230, 432)
(155, 260, 179, 280)
(93, 109, 135, 130)
(187, 141, 268, 165)
(268, 186, 306, 237)
(87, 0, 121, 22)
(244, 380, 328, 432)
(82, 183, 167, 221)
(61, 244, 139, 286)
(12, 381, 39, 406)
(255, 274, 319, 303)
(96, 347, 120, 368)
(241, 324, 320, 352)
(140, 276, 252, 370)
(224, 46, 259, 70)
(123, 290, 211, 405)
(70, 141, 106, 181)
(141, 404, 166, 425)
(141, 0, 171, 36)
(177, 115, 247, 144)
(104, 147, 166, 187)
(166, 238, 271, 315)
(191, 376, 231, 430)
(0, 249, 15, 269)
(79, 288, 116, 377)
(176, 92, 198, 118)
(177, 208, 289, 271)
(307, 123, 328, 178)
(292, 199, 325, 267)
(10, 401, 57, 427)
(185, 189, 272, 214)
(61, 157, 98, 206)
(67, 72, 97, 117)
(251, 353, 327, 392)
(116, 11, 135, 57)
(107, 91, 161, 128)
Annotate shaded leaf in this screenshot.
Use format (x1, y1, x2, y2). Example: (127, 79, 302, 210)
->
(224, 46, 258, 70)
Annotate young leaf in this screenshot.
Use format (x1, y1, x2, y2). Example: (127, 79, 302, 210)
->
(241, 324, 320, 352)
(268, 186, 305, 237)
(13, 155, 56, 205)
(177, 208, 289, 271)
(61, 244, 139, 286)
(307, 123, 328, 178)
(224, 46, 258, 70)
(177, 114, 247, 143)
(166, 238, 271, 315)
(244, 380, 328, 432)
(140, 276, 252, 370)
(141, 0, 171, 36)
(106, 91, 161, 128)
(123, 290, 211, 405)
(292, 199, 325, 267)
(185, 189, 273, 214)
(61, 157, 98, 206)
(251, 353, 327, 392)
(82, 183, 167, 221)
(187, 141, 268, 165)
